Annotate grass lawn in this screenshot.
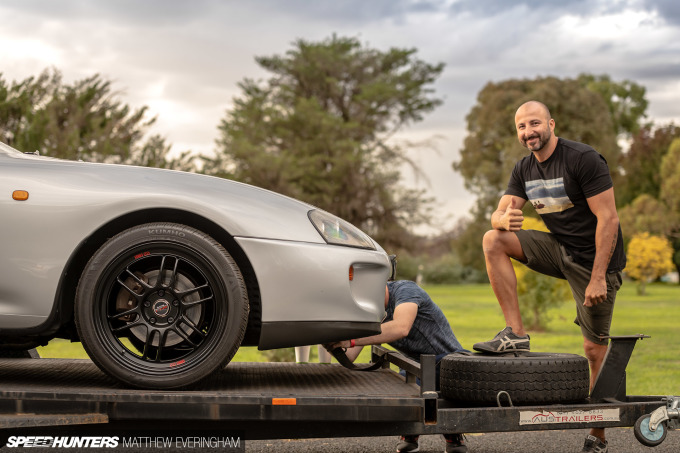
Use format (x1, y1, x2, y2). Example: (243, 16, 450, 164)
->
(39, 282, 679, 396)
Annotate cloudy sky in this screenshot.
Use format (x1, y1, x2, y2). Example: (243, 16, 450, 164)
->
(2, 0, 679, 234)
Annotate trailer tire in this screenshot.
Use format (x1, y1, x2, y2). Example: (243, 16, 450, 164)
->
(440, 352, 590, 405)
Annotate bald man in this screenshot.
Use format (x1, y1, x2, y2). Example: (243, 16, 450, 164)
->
(474, 101, 625, 453)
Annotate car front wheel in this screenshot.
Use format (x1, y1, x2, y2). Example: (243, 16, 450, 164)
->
(75, 223, 249, 389)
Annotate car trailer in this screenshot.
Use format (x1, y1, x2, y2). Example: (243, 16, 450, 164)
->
(0, 335, 676, 448)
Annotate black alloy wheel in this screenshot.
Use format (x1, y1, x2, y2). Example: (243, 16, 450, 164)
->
(75, 223, 249, 389)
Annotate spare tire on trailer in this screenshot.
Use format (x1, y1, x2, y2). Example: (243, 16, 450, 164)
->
(440, 352, 590, 405)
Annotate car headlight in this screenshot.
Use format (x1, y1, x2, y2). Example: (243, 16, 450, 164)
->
(308, 210, 376, 250)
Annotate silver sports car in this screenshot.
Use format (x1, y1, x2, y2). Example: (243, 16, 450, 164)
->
(0, 141, 392, 389)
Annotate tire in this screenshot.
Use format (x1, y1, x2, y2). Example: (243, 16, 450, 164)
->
(634, 414, 667, 447)
(440, 352, 590, 405)
(75, 223, 249, 389)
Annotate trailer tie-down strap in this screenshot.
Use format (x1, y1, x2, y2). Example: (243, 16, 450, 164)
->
(330, 347, 387, 371)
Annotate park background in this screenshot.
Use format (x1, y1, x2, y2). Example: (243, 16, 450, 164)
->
(2, 1, 679, 397)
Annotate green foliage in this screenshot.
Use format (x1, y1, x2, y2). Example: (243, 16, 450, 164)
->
(204, 35, 444, 252)
(625, 232, 674, 295)
(450, 213, 492, 275)
(618, 194, 676, 246)
(617, 124, 680, 207)
(420, 253, 486, 285)
(391, 252, 421, 282)
(660, 138, 680, 218)
(576, 74, 648, 138)
(0, 68, 191, 170)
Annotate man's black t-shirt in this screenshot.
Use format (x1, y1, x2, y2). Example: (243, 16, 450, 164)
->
(505, 138, 626, 272)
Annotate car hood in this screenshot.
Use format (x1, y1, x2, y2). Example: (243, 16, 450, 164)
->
(5, 149, 357, 245)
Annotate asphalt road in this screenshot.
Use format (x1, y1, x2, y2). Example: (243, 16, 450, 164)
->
(247, 428, 679, 452)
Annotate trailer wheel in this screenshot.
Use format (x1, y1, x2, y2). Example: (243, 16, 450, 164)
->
(75, 223, 249, 389)
(634, 414, 667, 447)
(440, 352, 590, 405)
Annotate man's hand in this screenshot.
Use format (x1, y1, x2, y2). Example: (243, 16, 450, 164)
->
(584, 278, 607, 307)
(500, 197, 524, 231)
(323, 341, 350, 351)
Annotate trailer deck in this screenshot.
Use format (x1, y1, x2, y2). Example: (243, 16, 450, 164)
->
(0, 341, 676, 445)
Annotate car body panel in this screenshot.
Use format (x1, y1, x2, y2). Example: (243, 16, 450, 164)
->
(236, 236, 388, 346)
(0, 142, 389, 350)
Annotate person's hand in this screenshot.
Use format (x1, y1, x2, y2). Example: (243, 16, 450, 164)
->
(500, 198, 524, 231)
(584, 278, 607, 307)
(323, 341, 350, 352)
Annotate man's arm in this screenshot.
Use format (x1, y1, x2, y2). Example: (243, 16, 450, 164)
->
(325, 302, 418, 362)
(585, 187, 619, 307)
(491, 195, 526, 231)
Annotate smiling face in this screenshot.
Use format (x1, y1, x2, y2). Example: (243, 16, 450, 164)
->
(515, 101, 556, 153)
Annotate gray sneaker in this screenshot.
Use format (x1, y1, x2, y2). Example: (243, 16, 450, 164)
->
(581, 435, 608, 452)
(473, 326, 530, 353)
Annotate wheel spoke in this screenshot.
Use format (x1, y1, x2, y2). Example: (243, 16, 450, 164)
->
(108, 307, 140, 321)
(175, 283, 209, 299)
(154, 330, 170, 362)
(171, 325, 199, 348)
(122, 268, 152, 291)
(141, 329, 159, 360)
(156, 255, 168, 288)
(111, 320, 144, 333)
(182, 294, 214, 308)
(168, 257, 180, 289)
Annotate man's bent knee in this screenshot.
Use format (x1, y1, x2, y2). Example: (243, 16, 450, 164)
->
(483, 230, 523, 259)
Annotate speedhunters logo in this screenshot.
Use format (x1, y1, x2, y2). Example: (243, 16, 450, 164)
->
(5, 436, 119, 448)
(1, 432, 244, 451)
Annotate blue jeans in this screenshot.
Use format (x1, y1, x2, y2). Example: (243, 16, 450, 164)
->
(398, 352, 451, 391)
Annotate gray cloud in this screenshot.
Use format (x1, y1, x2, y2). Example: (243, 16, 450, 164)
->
(644, 0, 680, 25)
(1, 0, 679, 232)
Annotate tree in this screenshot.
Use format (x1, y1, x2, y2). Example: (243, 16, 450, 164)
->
(203, 35, 444, 251)
(577, 74, 648, 138)
(512, 218, 571, 331)
(659, 138, 680, 275)
(0, 68, 191, 170)
(625, 232, 674, 295)
(618, 194, 676, 245)
(617, 124, 680, 207)
(659, 138, 680, 221)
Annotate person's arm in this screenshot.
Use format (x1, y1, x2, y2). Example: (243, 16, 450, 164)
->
(584, 187, 619, 307)
(325, 302, 418, 362)
(491, 194, 526, 231)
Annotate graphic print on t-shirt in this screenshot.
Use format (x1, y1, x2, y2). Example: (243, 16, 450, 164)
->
(525, 177, 574, 214)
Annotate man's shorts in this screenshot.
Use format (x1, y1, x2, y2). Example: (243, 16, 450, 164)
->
(515, 229, 622, 345)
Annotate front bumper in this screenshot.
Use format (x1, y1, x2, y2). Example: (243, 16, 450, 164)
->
(235, 237, 390, 349)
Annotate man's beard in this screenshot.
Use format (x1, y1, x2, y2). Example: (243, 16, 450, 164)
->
(523, 129, 551, 151)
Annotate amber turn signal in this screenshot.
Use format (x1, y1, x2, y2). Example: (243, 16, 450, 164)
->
(349, 265, 354, 281)
(12, 190, 29, 201)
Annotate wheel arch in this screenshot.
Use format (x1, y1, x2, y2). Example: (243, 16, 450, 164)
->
(54, 208, 262, 345)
